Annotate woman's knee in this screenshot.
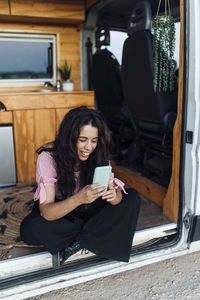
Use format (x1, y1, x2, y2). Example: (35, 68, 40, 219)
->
(130, 189, 141, 205)
(20, 214, 30, 236)
(122, 188, 141, 209)
(20, 214, 41, 245)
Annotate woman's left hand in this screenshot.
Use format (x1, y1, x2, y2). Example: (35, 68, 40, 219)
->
(102, 183, 117, 202)
(102, 183, 123, 205)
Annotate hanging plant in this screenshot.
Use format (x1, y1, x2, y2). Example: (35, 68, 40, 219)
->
(152, 0, 175, 92)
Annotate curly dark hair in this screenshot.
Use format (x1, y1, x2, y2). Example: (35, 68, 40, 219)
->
(37, 106, 111, 199)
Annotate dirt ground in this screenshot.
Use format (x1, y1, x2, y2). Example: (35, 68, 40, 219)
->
(28, 251, 200, 300)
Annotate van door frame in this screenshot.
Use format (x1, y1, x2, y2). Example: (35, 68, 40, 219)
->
(2, 0, 200, 297)
(184, 0, 200, 245)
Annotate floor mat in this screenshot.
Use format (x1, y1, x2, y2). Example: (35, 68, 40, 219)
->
(0, 184, 43, 259)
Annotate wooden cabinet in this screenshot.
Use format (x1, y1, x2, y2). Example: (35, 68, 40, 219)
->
(55, 108, 70, 131)
(0, 111, 12, 124)
(0, 0, 10, 15)
(0, 91, 94, 182)
(13, 109, 56, 182)
(10, 0, 85, 23)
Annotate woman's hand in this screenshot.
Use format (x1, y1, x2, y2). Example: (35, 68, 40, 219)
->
(102, 183, 116, 202)
(102, 183, 122, 205)
(76, 183, 107, 205)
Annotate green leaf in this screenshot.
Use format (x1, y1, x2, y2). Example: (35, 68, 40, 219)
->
(58, 60, 72, 81)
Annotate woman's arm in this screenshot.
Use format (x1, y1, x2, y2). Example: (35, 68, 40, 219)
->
(39, 184, 80, 221)
(39, 179, 107, 221)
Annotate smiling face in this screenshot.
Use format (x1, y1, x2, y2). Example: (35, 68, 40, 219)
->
(76, 124, 98, 161)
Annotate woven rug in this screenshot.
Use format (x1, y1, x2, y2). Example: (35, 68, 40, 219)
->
(0, 184, 43, 259)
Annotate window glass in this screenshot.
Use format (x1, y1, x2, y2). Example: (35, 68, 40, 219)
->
(105, 31, 127, 65)
(174, 22, 180, 69)
(0, 41, 52, 79)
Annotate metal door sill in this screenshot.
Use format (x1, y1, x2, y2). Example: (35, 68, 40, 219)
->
(0, 241, 188, 300)
(0, 222, 177, 281)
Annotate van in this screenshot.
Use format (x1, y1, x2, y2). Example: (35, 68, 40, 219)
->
(0, 0, 199, 299)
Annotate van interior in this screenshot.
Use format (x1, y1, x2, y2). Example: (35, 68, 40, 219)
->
(0, 0, 183, 268)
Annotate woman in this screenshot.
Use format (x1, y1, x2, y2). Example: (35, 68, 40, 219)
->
(20, 106, 141, 268)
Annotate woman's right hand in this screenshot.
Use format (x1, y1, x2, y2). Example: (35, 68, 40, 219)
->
(76, 184, 106, 205)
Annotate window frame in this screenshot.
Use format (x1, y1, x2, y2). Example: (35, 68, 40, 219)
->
(0, 33, 57, 86)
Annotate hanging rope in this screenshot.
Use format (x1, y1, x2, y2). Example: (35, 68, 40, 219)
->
(168, 0, 171, 16)
(165, 0, 167, 17)
(156, 0, 162, 16)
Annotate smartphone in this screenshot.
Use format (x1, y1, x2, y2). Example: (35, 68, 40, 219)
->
(92, 166, 112, 190)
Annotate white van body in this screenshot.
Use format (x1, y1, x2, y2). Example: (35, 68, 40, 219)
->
(1, 0, 200, 299)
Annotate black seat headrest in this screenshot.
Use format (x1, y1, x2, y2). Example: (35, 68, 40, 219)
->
(127, 1, 152, 36)
(95, 25, 110, 49)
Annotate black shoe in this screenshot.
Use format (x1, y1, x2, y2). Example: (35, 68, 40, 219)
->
(52, 241, 81, 268)
(60, 241, 81, 265)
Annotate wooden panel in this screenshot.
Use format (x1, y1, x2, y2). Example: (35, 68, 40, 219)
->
(0, 0, 10, 15)
(163, 0, 184, 223)
(0, 14, 84, 25)
(34, 109, 56, 150)
(112, 163, 167, 207)
(13, 109, 56, 182)
(58, 28, 80, 89)
(0, 111, 12, 124)
(13, 110, 35, 183)
(0, 23, 81, 91)
(0, 91, 94, 110)
(55, 108, 70, 131)
(10, 0, 85, 22)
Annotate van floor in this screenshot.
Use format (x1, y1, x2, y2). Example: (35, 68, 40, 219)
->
(3, 194, 171, 260)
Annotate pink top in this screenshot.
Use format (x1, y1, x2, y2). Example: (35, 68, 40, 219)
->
(34, 151, 127, 204)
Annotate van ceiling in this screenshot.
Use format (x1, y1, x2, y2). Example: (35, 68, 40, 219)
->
(89, 0, 180, 30)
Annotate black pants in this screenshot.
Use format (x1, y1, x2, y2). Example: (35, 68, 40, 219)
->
(20, 189, 140, 262)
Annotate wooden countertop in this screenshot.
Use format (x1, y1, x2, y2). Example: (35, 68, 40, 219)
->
(0, 90, 93, 95)
(0, 90, 94, 111)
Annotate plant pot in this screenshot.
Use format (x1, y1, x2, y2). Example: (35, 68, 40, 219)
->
(62, 80, 74, 92)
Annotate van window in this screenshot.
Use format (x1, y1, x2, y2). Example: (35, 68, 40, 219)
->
(105, 30, 127, 65)
(0, 33, 57, 85)
(174, 22, 180, 68)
